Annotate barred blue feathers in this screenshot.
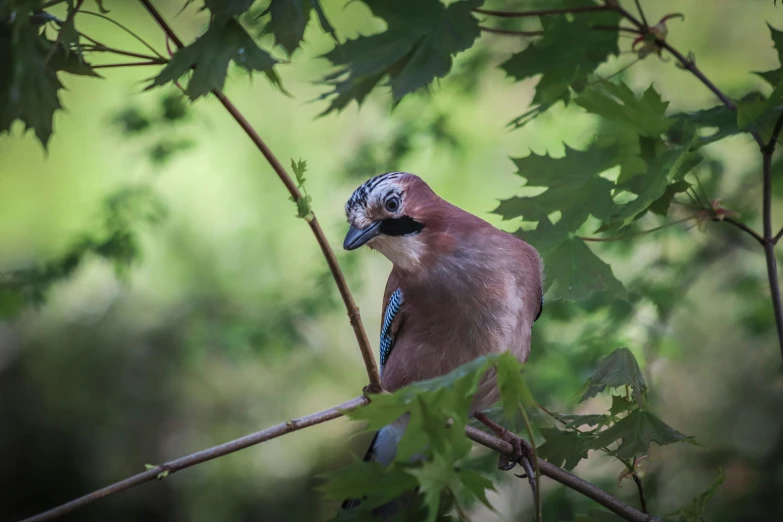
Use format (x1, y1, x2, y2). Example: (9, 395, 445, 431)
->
(380, 288, 403, 373)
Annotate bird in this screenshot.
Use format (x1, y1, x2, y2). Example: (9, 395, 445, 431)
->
(340, 172, 543, 511)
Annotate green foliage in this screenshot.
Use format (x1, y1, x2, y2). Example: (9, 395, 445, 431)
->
(112, 92, 195, 165)
(0, 8, 97, 147)
(537, 348, 690, 470)
(291, 158, 314, 219)
(0, 185, 166, 318)
(261, 0, 336, 54)
(521, 220, 626, 301)
(664, 469, 724, 522)
(318, 0, 481, 114)
(581, 347, 647, 404)
(326, 353, 531, 520)
(148, 17, 278, 100)
(501, 6, 620, 110)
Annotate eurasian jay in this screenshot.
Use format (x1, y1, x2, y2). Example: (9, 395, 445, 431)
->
(341, 172, 543, 507)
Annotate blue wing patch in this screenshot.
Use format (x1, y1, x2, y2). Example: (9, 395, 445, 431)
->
(380, 288, 403, 374)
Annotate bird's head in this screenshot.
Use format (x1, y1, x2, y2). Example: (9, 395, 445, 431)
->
(343, 172, 437, 271)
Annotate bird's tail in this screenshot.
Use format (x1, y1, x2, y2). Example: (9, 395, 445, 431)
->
(340, 431, 379, 510)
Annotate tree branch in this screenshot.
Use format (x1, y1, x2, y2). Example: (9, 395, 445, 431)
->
(135, 0, 382, 392)
(464, 426, 657, 522)
(761, 108, 783, 360)
(18, 396, 369, 522)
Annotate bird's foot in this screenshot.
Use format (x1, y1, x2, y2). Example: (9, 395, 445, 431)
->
(474, 412, 532, 472)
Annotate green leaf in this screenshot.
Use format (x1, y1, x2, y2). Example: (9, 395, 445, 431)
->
(502, 9, 619, 109)
(580, 347, 647, 404)
(148, 17, 278, 100)
(319, 0, 480, 113)
(521, 219, 626, 301)
(575, 82, 672, 138)
(665, 468, 724, 522)
(264, 0, 312, 54)
(0, 15, 62, 146)
(537, 427, 590, 471)
(496, 145, 618, 231)
(608, 394, 635, 416)
(605, 141, 701, 230)
(291, 158, 308, 185)
(755, 23, 783, 87)
(588, 409, 690, 459)
(320, 460, 418, 507)
(204, 0, 254, 17)
(554, 413, 608, 429)
(455, 470, 495, 511)
(648, 180, 691, 217)
(495, 352, 534, 419)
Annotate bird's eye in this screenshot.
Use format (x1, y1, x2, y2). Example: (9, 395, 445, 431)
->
(384, 196, 400, 213)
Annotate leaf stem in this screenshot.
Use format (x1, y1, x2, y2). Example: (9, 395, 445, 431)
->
(479, 25, 543, 36)
(91, 61, 165, 68)
(84, 44, 166, 62)
(79, 9, 166, 58)
(18, 396, 370, 522)
(577, 215, 697, 243)
(473, 5, 613, 18)
(135, 0, 383, 391)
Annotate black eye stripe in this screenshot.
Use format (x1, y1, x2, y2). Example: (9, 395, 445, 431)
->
(379, 216, 424, 237)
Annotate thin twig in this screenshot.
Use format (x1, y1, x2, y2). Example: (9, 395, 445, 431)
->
(773, 226, 783, 245)
(721, 217, 764, 245)
(79, 9, 166, 58)
(464, 426, 657, 522)
(632, 474, 648, 513)
(473, 5, 612, 18)
(136, 0, 382, 391)
(18, 396, 369, 522)
(85, 44, 165, 62)
(634, 0, 648, 27)
(578, 215, 697, 243)
(761, 108, 783, 360)
(479, 25, 543, 36)
(591, 25, 642, 34)
(608, 2, 764, 148)
(91, 61, 165, 68)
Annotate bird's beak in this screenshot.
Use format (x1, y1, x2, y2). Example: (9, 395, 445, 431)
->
(343, 221, 382, 250)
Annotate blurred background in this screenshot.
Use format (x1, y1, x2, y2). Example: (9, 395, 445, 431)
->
(1, 0, 783, 521)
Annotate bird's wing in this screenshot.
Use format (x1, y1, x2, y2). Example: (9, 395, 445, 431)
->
(379, 273, 406, 374)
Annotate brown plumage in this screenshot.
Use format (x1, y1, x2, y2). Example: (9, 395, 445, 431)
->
(341, 172, 543, 510)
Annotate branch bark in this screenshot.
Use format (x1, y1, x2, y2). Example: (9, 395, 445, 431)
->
(135, 0, 382, 392)
(464, 426, 657, 522)
(762, 110, 783, 360)
(18, 396, 369, 522)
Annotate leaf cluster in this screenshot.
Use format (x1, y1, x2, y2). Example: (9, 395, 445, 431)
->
(537, 348, 692, 470)
(323, 353, 533, 521)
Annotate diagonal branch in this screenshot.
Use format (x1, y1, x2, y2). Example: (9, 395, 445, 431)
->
(19, 398, 656, 522)
(18, 396, 369, 522)
(135, 0, 382, 392)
